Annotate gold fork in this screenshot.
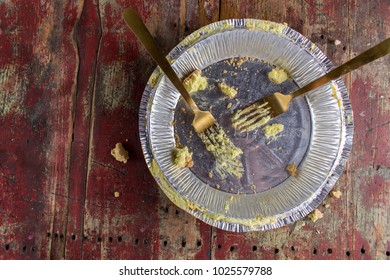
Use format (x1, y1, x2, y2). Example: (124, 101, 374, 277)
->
(122, 8, 216, 133)
(233, 37, 390, 132)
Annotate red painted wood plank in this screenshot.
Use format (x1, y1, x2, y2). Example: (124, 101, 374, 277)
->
(347, 0, 390, 260)
(0, 0, 81, 259)
(65, 0, 101, 260)
(1, 0, 388, 261)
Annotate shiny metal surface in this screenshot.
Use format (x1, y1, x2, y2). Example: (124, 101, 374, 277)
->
(139, 19, 354, 232)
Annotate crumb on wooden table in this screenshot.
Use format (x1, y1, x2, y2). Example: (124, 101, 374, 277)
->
(308, 209, 323, 222)
(114, 191, 120, 198)
(330, 190, 342, 199)
(111, 143, 129, 163)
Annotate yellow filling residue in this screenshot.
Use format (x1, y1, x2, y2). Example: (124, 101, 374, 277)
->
(111, 143, 129, 163)
(347, 114, 353, 125)
(308, 209, 323, 222)
(268, 67, 290, 84)
(202, 212, 281, 230)
(286, 162, 298, 177)
(331, 82, 342, 108)
(150, 159, 205, 212)
(224, 195, 236, 213)
(149, 67, 163, 89)
(182, 21, 234, 47)
(218, 82, 238, 98)
(173, 146, 194, 168)
(232, 102, 271, 132)
(151, 160, 283, 229)
(199, 124, 244, 179)
(246, 20, 287, 35)
(263, 123, 284, 139)
(183, 69, 208, 94)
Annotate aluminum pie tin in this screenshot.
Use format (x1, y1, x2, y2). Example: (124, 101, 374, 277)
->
(139, 19, 353, 232)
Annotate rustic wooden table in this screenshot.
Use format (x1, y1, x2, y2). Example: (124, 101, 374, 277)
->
(0, 0, 389, 260)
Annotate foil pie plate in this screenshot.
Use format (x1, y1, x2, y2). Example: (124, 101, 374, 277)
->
(139, 19, 354, 232)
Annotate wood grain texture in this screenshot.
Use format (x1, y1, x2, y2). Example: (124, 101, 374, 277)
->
(0, 0, 389, 260)
(0, 0, 82, 259)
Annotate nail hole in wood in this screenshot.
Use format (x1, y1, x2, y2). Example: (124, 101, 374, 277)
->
(175, 209, 179, 215)
(144, 239, 148, 244)
(197, 240, 202, 247)
(327, 248, 332, 254)
(163, 240, 168, 247)
(252, 245, 257, 252)
(313, 248, 318, 255)
(343, 46, 346, 51)
(22, 246, 26, 252)
(60, 234, 64, 240)
(108, 237, 113, 243)
(346, 251, 351, 257)
(31, 247, 35, 252)
(164, 206, 169, 213)
(72, 234, 76, 240)
(5, 244, 9, 250)
(97, 237, 102, 242)
(291, 246, 295, 251)
(230, 246, 235, 252)
(217, 244, 222, 250)
(386, 251, 390, 256)
(320, 34, 324, 39)
(182, 240, 186, 248)
(361, 247, 366, 254)
(274, 248, 279, 254)
(134, 238, 139, 245)
(118, 236, 122, 242)
(47, 232, 51, 238)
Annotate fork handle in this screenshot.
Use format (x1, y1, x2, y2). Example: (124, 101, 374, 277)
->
(122, 8, 199, 112)
(292, 37, 390, 98)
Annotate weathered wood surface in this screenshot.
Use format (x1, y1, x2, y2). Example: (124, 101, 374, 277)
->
(0, 0, 389, 260)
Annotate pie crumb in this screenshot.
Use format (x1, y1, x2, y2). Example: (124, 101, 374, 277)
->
(173, 146, 194, 168)
(330, 190, 342, 199)
(111, 143, 129, 163)
(286, 163, 298, 177)
(308, 209, 323, 222)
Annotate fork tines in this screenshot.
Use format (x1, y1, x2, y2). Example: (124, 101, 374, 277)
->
(198, 123, 244, 179)
(232, 101, 272, 132)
